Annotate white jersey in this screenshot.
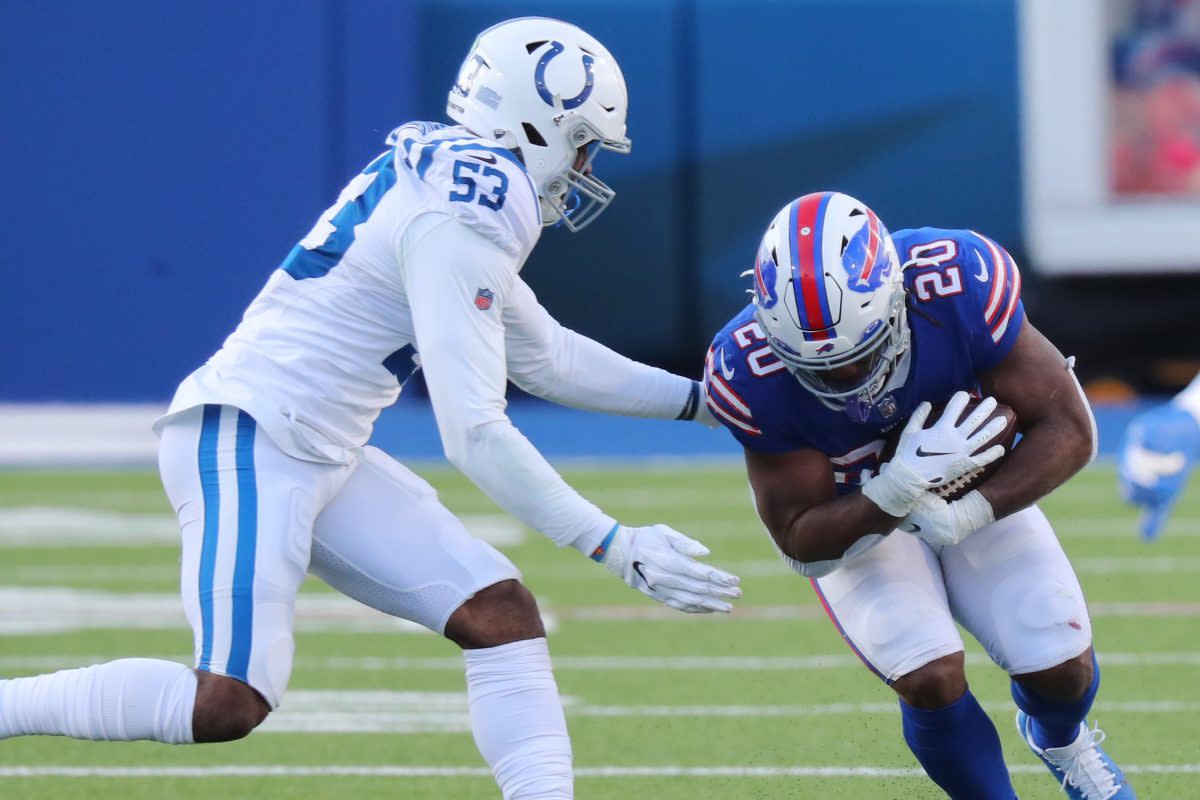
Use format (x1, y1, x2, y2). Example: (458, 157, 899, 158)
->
(159, 122, 542, 463)
(159, 120, 696, 552)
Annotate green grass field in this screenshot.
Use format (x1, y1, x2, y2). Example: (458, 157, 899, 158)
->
(0, 463, 1197, 799)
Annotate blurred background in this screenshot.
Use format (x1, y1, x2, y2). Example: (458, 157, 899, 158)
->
(3, 0, 1199, 464)
(3, 3, 1200, 797)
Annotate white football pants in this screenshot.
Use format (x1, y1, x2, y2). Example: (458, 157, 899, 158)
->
(158, 404, 521, 707)
(810, 505, 1092, 682)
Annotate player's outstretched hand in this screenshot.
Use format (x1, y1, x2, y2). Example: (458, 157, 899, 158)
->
(1118, 404, 1200, 540)
(897, 490, 995, 548)
(863, 391, 1008, 517)
(600, 524, 742, 613)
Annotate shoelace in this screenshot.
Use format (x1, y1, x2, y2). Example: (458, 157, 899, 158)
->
(1054, 722, 1120, 800)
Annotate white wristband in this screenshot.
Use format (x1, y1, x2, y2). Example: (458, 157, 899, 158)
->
(955, 489, 995, 532)
(861, 462, 924, 517)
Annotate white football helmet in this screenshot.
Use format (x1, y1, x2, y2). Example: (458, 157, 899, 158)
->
(750, 191, 909, 419)
(447, 17, 631, 230)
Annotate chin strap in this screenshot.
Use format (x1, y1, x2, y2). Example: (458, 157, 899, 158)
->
(845, 394, 872, 422)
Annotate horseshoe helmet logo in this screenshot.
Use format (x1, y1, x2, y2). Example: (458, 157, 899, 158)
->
(534, 41, 595, 110)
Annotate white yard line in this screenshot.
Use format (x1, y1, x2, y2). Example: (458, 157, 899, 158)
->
(7, 590, 1198, 635)
(0, 587, 426, 635)
(259, 694, 1200, 734)
(0, 508, 522, 548)
(554, 602, 1200, 621)
(1, 764, 1198, 779)
(0, 508, 178, 545)
(524, 556, 1200, 580)
(5, 651, 1200, 673)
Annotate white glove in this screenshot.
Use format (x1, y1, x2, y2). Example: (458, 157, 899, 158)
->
(862, 391, 1008, 517)
(597, 524, 742, 613)
(897, 489, 995, 548)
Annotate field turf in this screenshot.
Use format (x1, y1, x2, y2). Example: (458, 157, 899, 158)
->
(0, 463, 1197, 798)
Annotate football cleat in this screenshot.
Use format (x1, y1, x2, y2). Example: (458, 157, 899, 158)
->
(1017, 712, 1135, 799)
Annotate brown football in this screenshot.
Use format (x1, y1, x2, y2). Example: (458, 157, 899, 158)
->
(880, 398, 1019, 501)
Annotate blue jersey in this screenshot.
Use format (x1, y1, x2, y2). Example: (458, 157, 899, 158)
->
(705, 228, 1025, 493)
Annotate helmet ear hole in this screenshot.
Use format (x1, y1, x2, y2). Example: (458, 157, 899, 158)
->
(522, 122, 548, 147)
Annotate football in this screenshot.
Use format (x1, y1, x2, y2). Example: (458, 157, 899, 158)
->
(881, 397, 1019, 501)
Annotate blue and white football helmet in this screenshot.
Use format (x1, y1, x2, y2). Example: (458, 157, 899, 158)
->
(447, 17, 631, 230)
(751, 191, 908, 420)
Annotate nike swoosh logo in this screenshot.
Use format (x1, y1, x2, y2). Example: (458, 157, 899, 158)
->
(915, 447, 955, 457)
(974, 250, 989, 283)
(719, 349, 735, 381)
(632, 560, 654, 591)
(469, 152, 497, 164)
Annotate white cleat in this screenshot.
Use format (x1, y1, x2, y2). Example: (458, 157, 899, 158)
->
(1016, 711, 1135, 799)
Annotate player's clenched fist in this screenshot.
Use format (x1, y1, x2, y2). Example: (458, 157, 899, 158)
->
(597, 524, 742, 613)
(863, 391, 1008, 517)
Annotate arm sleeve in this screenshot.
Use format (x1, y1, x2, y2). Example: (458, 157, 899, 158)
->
(401, 213, 616, 553)
(503, 277, 698, 419)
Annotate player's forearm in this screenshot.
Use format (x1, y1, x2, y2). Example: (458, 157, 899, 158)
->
(513, 326, 698, 420)
(775, 492, 898, 564)
(979, 413, 1094, 519)
(444, 417, 616, 553)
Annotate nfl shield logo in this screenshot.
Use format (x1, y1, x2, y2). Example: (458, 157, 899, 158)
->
(475, 288, 495, 311)
(879, 395, 897, 419)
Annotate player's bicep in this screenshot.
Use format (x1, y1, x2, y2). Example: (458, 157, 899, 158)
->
(502, 278, 563, 387)
(744, 446, 837, 541)
(402, 216, 517, 433)
(978, 319, 1091, 439)
(964, 233, 1026, 364)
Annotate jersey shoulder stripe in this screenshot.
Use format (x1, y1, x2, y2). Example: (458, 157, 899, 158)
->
(967, 230, 1022, 343)
(703, 346, 762, 436)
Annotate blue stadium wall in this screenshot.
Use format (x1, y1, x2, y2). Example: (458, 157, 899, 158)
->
(1, 0, 1019, 402)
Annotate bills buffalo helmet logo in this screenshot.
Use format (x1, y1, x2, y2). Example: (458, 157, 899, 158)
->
(841, 210, 894, 294)
(475, 288, 495, 311)
(817, 342, 836, 354)
(753, 245, 779, 309)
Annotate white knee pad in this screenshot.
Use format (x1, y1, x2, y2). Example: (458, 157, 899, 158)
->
(859, 583, 965, 680)
(992, 575, 1091, 674)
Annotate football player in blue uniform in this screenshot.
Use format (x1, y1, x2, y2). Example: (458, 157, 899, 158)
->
(705, 192, 1135, 799)
(1119, 373, 1200, 539)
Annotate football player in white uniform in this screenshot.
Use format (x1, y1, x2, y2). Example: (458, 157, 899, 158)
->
(1119, 373, 1200, 539)
(0, 18, 740, 799)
